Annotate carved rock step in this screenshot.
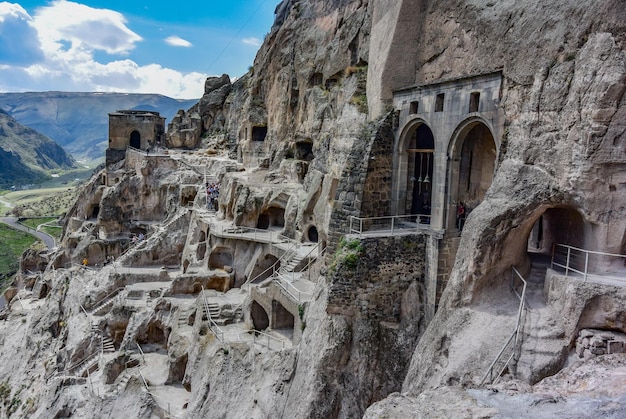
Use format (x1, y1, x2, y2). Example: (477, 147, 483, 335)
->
(102, 336, 116, 353)
(74, 353, 100, 378)
(91, 296, 117, 316)
(177, 305, 196, 327)
(517, 307, 568, 383)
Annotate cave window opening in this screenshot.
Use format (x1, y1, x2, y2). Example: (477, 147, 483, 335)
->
(257, 213, 270, 230)
(295, 141, 314, 161)
(435, 94, 444, 112)
(130, 130, 141, 149)
(90, 205, 100, 219)
(251, 301, 269, 331)
(252, 126, 267, 142)
(310, 72, 323, 87)
(307, 225, 319, 243)
(469, 92, 480, 113)
(410, 101, 419, 114)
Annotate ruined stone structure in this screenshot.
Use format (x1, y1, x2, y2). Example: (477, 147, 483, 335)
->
(1, 1, 625, 418)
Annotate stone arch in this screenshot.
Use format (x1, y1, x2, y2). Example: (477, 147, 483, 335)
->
(208, 246, 233, 270)
(251, 301, 269, 331)
(500, 205, 587, 284)
(394, 118, 436, 216)
(446, 117, 498, 231)
(130, 130, 141, 149)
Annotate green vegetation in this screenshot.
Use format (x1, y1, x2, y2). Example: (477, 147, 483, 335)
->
(346, 65, 368, 114)
(1, 186, 79, 217)
(18, 217, 63, 241)
(0, 224, 39, 290)
(329, 236, 364, 272)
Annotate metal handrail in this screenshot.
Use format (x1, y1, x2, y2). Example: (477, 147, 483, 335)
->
(89, 287, 125, 312)
(480, 266, 527, 386)
(551, 243, 626, 282)
(348, 214, 432, 236)
(275, 272, 313, 302)
(200, 287, 287, 349)
(243, 241, 300, 288)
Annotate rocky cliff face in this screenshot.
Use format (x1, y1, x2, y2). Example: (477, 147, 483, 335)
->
(1, 0, 625, 418)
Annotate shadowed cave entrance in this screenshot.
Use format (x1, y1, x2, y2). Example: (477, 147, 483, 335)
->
(251, 301, 269, 331)
(130, 130, 141, 149)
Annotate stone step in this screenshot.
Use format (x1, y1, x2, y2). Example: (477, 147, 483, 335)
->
(74, 354, 100, 378)
(177, 306, 195, 327)
(102, 337, 116, 353)
(92, 297, 117, 316)
(115, 370, 134, 394)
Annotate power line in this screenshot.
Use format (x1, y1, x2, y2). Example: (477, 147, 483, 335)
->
(205, 0, 272, 75)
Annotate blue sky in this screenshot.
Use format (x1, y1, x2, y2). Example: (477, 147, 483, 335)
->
(0, 1, 278, 98)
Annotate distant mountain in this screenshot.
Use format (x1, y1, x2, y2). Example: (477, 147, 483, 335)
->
(0, 92, 199, 160)
(0, 109, 75, 189)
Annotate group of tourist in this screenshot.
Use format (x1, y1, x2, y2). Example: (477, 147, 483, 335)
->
(206, 182, 220, 211)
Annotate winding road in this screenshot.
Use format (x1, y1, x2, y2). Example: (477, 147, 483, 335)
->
(0, 217, 56, 250)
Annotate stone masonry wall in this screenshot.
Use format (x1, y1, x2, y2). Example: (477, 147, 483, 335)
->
(361, 112, 394, 218)
(326, 113, 393, 255)
(327, 234, 427, 320)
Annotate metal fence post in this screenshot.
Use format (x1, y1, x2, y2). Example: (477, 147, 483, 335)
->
(391, 217, 395, 235)
(584, 252, 589, 282)
(565, 247, 571, 277)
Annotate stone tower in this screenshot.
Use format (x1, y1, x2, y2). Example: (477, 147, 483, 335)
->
(106, 110, 165, 166)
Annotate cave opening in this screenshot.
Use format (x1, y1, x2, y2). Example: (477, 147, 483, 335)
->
(251, 301, 269, 331)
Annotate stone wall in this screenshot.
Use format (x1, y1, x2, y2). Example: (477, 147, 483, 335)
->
(327, 234, 427, 320)
(360, 112, 394, 218)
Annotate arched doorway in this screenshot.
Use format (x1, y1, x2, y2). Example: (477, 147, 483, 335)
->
(394, 120, 436, 218)
(447, 119, 497, 231)
(130, 130, 141, 149)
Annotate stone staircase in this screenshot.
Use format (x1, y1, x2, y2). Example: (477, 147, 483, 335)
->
(102, 336, 116, 353)
(177, 305, 196, 327)
(281, 250, 304, 273)
(90, 288, 123, 316)
(514, 254, 568, 383)
(73, 351, 100, 378)
(112, 368, 135, 394)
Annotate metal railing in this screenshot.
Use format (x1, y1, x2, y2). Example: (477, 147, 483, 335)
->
(349, 214, 432, 236)
(480, 267, 527, 386)
(551, 243, 626, 282)
(89, 287, 125, 312)
(209, 221, 294, 250)
(243, 241, 300, 288)
(199, 286, 286, 349)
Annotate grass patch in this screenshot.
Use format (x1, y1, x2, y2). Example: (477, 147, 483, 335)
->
(19, 217, 57, 230)
(0, 223, 39, 289)
(2, 187, 79, 217)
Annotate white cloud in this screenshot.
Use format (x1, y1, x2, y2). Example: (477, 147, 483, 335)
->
(0, 1, 206, 99)
(0, 2, 45, 65)
(32, 0, 142, 56)
(242, 37, 261, 47)
(164, 36, 192, 48)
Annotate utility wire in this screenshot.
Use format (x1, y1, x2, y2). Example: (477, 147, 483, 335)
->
(205, 0, 272, 74)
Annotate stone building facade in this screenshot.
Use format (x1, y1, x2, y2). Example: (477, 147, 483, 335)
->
(106, 110, 165, 167)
